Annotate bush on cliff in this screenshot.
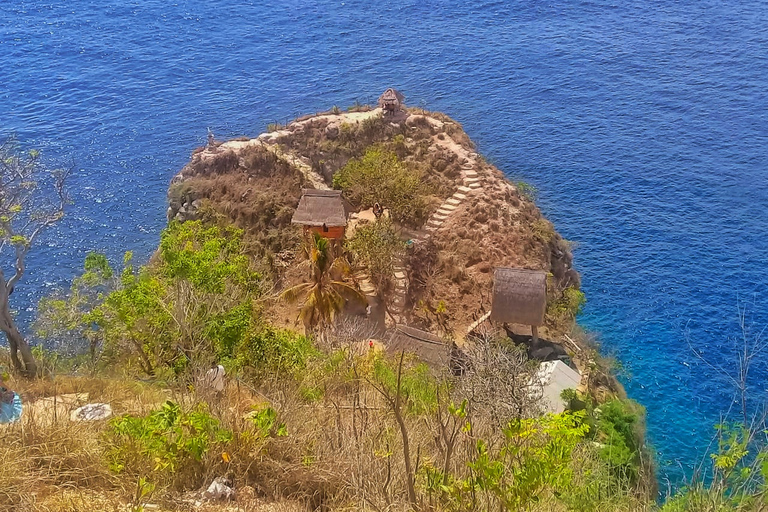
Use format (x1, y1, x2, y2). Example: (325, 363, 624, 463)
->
(333, 146, 429, 226)
(346, 216, 405, 295)
(37, 220, 270, 377)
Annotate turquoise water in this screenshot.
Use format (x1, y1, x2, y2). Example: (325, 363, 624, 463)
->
(2, 0, 768, 486)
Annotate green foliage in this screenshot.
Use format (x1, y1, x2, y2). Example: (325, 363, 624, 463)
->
(233, 324, 317, 379)
(594, 399, 643, 483)
(204, 303, 252, 359)
(35, 251, 118, 362)
(711, 423, 749, 474)
(549, 286, 587, 325)
(37, 221, 267, 376)
(106, 401, 233, 478)
(245, 405, 288, 438)
(434, 411, 592, 510)
(515, 180, 537, 200)
(131, 477, 156, 512)
(159, 221, 261, 294)
(659, 423, 768, 511)
(346, 216, 405, 293)
(333, 147, 428, 226)
(372, 355, 439, 416)
(281, 232, 366, 332)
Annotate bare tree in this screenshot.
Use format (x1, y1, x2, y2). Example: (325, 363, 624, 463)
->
(0, 136, 69, 376)
(367, 351, 419, 507)
(459, 332, 542, 427)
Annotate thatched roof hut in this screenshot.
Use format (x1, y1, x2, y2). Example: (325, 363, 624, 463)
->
(387, 325, 465, 374)
(291, 189, 348, 227)
(490, 268, 547, 327)
(378, 88, 405, 113)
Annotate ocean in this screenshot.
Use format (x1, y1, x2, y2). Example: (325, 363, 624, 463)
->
(2, 0, 767, 486)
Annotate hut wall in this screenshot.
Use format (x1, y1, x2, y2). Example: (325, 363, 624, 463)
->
(305, 225, 345, 240)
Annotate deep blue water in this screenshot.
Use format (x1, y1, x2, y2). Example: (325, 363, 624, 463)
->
(2, 0, 768, 487)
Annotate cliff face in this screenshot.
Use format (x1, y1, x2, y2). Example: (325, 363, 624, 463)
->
(168, 106, 578, 337)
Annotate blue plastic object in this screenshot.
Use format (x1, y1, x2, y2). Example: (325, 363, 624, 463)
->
(0, 393, 22, 424)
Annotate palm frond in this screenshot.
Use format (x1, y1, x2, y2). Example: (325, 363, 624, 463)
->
(280, 283, 312, 303)
(331, 281, 368, 305)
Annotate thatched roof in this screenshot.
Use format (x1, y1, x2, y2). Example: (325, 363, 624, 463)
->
(490, 268, 547, 326)
(291, 189, 347, 227)
(387, 325, 464, 373)
(378, 88, 405, 109)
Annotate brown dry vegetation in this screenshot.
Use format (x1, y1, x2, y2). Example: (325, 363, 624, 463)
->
(169, 106, 577, 340)
(168, 145, 306, 272)
(405, 164, 578, 337)
(0, 338, 652, 512)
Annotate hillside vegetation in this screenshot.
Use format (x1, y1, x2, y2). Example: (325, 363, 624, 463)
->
(2, 104, 766, 512)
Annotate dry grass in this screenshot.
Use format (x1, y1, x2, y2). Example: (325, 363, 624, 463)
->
(170, 145, 306, 273)
(0, 344, 655, 512)
(405, 166, 576, 337)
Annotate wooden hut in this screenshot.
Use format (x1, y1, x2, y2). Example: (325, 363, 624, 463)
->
(490, 268, 548, 341)
(291, 189, 348, 240)
(378, 88, 405, 114)
(388, 325, 466, 375)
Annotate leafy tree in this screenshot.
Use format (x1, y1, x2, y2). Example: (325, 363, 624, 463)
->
(35, 252, 116, 363)
(0, 136, 69, 376)
(347, 216, 405, 295)
(281, 232, 366, 333)
(36, 221, 264, 376)
(333, 147, 428, 226)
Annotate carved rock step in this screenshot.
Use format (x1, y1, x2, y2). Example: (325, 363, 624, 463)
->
(446, 198, 461, 206)
(468, 182, 482, 189)
(452, 193, 467, 201)
(463, 170, 478, 177)
(457, 185, 472, 193)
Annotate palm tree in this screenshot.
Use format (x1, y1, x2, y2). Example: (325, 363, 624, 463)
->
(281, 233, 367, 333)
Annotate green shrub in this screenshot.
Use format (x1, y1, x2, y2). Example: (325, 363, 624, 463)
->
(234, 325, 318, 379)
(595, 399, 643, 482)
(549, 286, 586, 325)
(333, 147, 429, 227)
(372, 355, 439, 416)
(515, 180, 537, 200)
(106, 401, 232, 485)
(346, 216, 405, 293)
(245, 405, 288, 438)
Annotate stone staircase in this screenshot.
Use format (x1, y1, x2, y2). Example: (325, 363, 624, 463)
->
(390, 262, 408, 319)
(353, 270, 377, 299)
(425, 185, 473, 234)
(386, 154, 484, 323)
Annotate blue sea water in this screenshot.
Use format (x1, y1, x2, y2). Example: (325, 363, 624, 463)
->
(2, 0, 768, 487)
